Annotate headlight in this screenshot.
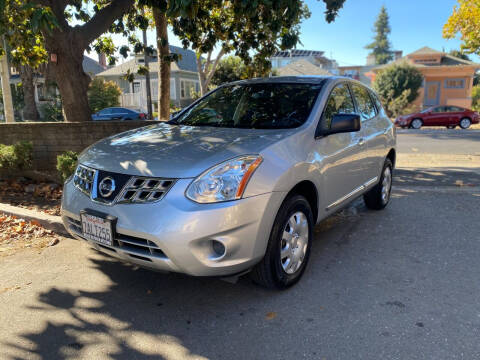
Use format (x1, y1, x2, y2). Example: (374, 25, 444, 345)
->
(186, 155, 263, 203)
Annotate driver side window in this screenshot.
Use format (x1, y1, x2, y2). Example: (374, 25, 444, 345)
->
(321, 83, 355, 131)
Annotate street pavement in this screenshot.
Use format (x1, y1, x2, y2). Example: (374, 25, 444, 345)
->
(1, 130, 480, 360)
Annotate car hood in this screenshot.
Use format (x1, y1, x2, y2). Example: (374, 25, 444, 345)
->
(79, 123, 295, 178)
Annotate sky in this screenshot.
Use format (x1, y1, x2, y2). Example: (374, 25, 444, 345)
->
(99, 0, 476, 66)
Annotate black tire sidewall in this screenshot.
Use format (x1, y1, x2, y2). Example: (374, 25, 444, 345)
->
(269, 196, 313, 288)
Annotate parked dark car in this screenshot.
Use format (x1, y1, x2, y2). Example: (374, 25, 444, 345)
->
(395, 106, 479, 129)
(92, 107, 147, 121)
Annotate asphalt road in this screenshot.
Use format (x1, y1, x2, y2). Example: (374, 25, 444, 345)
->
(397, 129, 480, 155)
(1, 168, 480, 360)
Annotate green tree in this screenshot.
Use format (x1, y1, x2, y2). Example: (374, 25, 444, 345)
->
(449, 49, 471, 61)
(471, 85, 480, 111)
(373, 62, 423, 117)
(172, 0, 346, 95)
(211, 56, 247, 86)
(444, 0, 480, 55)
(88, 78, 122, 113)
(366, 6, 393, 65)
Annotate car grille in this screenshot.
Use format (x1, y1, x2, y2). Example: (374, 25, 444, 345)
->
(73, 165, 176, 205)
(67, 217, 167, 262)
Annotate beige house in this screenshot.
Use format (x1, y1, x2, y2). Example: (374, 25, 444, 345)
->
(372, 47, 480, 110)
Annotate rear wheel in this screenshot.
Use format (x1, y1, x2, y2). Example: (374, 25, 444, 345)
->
(364, 159, 393, 210)
(410, 119, 423, 129)
(460, 118, 471, 129)
(251, 195, 313, 289)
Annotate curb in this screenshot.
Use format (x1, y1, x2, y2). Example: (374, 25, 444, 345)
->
(0, 202, 70, 237)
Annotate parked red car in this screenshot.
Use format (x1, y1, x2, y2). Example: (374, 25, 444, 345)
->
(395, 106, 479, 129)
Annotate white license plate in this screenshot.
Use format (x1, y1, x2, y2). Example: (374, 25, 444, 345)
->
(81, 212, 113, 246)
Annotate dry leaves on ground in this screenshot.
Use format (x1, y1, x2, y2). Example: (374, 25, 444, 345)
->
(0, 213, 62, 255)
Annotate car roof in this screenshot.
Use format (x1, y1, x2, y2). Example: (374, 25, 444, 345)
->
(229, 75, 349, 85)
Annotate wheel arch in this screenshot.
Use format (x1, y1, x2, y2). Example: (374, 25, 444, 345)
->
(386, 148, 396, 168)
(285, 180, 319, 223)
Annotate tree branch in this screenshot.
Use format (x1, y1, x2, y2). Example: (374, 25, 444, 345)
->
(205, 48, 225, 86)
(77, 0, 134, 46)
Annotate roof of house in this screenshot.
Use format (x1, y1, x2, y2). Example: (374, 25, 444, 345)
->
(83, 56, 106, 76)
(373, 47, 479, 71)
(275, 59, 333, 77)
(97, 45, 198, 77)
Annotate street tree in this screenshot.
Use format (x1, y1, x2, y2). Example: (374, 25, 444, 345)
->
(366, 6, 393, 65)
(171, 0, 346, 96)
(444, 0, 480, 55)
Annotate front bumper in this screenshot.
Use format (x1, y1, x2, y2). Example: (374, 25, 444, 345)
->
(61, 178, 285, 277)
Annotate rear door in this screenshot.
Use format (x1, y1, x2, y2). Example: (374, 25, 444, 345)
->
(446, 106, 464, 125)
(349, 83, 384, 185)
(314, 82, 369, 211)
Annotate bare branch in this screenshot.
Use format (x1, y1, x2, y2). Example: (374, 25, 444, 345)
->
(77, 0, 134, 46)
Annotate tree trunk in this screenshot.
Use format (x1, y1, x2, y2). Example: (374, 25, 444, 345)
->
(142, 27, 153, 120)
(197, 49, 225, 96)
(0, 36, 14, 123)
(19, 65, 39, 121)
(44, 31, 91, 122)
(153, 8, 170, 120)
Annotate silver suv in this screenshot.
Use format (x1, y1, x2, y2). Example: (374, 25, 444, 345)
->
(61, 76, 396, 289)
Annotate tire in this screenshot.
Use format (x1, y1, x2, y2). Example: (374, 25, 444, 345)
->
(251, 195, 313, 289)
(460, 118, 471, 129)
(410, 119, 423, 129)
(363, 159, 393, 210)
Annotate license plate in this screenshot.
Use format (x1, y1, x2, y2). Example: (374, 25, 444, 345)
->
(80, 212, 113, 246)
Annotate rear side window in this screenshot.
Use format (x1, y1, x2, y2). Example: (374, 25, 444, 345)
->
(351, 84, 377, 121)
(322, 83, 356, 130)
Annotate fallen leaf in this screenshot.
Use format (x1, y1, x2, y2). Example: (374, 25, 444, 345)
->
(265, 312, 277, 320)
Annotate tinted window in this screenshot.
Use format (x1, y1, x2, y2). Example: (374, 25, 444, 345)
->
(98, 109, 112, 115)
(351, 84, 377, 121)
(322, 83, 355, 130)
(174, 83, 323, 129)
(447, 106, 464, 112)
(432, 107, 446, 113)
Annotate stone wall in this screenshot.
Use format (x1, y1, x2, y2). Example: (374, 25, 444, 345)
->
(0, 121, 157, 175)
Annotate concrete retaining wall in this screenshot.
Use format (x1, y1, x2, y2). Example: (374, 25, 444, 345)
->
(0, 121, 157, 174)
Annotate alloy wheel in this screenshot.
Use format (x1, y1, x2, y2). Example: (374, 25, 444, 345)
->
(460, 118, 471, 129)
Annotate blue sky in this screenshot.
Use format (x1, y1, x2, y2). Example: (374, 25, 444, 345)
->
(299, 0, 476, 65)
(100, 0, 475, 65)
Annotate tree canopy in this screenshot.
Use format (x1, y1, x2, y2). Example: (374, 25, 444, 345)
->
(373, 62, 423, 117)
(366, 6, 393, 65)
(444, 0, 480, 55)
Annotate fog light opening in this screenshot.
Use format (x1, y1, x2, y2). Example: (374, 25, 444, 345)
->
(211, 240, 226, 259)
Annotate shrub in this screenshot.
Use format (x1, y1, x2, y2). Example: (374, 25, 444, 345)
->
(472, 85, 480, 111)
(0, 141, 33, 170)
(373, 62, 423, 117)
(41, 99, 63, 122)
(88, 78, 122, 113)
(56, 151, 78, 181)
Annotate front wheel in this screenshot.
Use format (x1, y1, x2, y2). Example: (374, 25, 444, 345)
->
(364, 159, 393, 210)
(460, 118, 471, 129)
(410, 119, 423, 129)
(251, 195, 313, 289)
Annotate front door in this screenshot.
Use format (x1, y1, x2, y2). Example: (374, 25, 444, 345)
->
(424, 81, 441, 107)
(314, 82, 369, 211)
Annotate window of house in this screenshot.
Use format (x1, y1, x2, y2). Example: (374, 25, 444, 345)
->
(133, 82, 141, 93)
(180, 79, 199, 99)
(350, 83, 377, 121)
(445, 79, 465, 89)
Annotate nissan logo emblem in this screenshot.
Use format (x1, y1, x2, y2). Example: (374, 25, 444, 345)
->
(98, 177, 116, 198)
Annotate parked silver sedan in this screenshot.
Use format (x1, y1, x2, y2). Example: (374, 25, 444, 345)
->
(61, 76, 396, 289)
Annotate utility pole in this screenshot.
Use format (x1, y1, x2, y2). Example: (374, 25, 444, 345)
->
(0, 36, 14, 123)
(142, 8, 153, 120)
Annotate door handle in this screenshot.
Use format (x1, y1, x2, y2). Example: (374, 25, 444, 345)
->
(357, 138, 365, 146)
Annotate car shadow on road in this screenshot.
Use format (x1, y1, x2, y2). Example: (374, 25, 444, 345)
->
(2, 204, 368, 360)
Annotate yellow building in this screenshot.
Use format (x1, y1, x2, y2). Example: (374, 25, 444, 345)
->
(372, 47, 480, 110)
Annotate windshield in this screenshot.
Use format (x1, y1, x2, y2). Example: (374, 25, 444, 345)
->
(172, 82, 324, 129)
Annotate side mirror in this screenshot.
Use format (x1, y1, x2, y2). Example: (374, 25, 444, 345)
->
(317, 114, 361, 137)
